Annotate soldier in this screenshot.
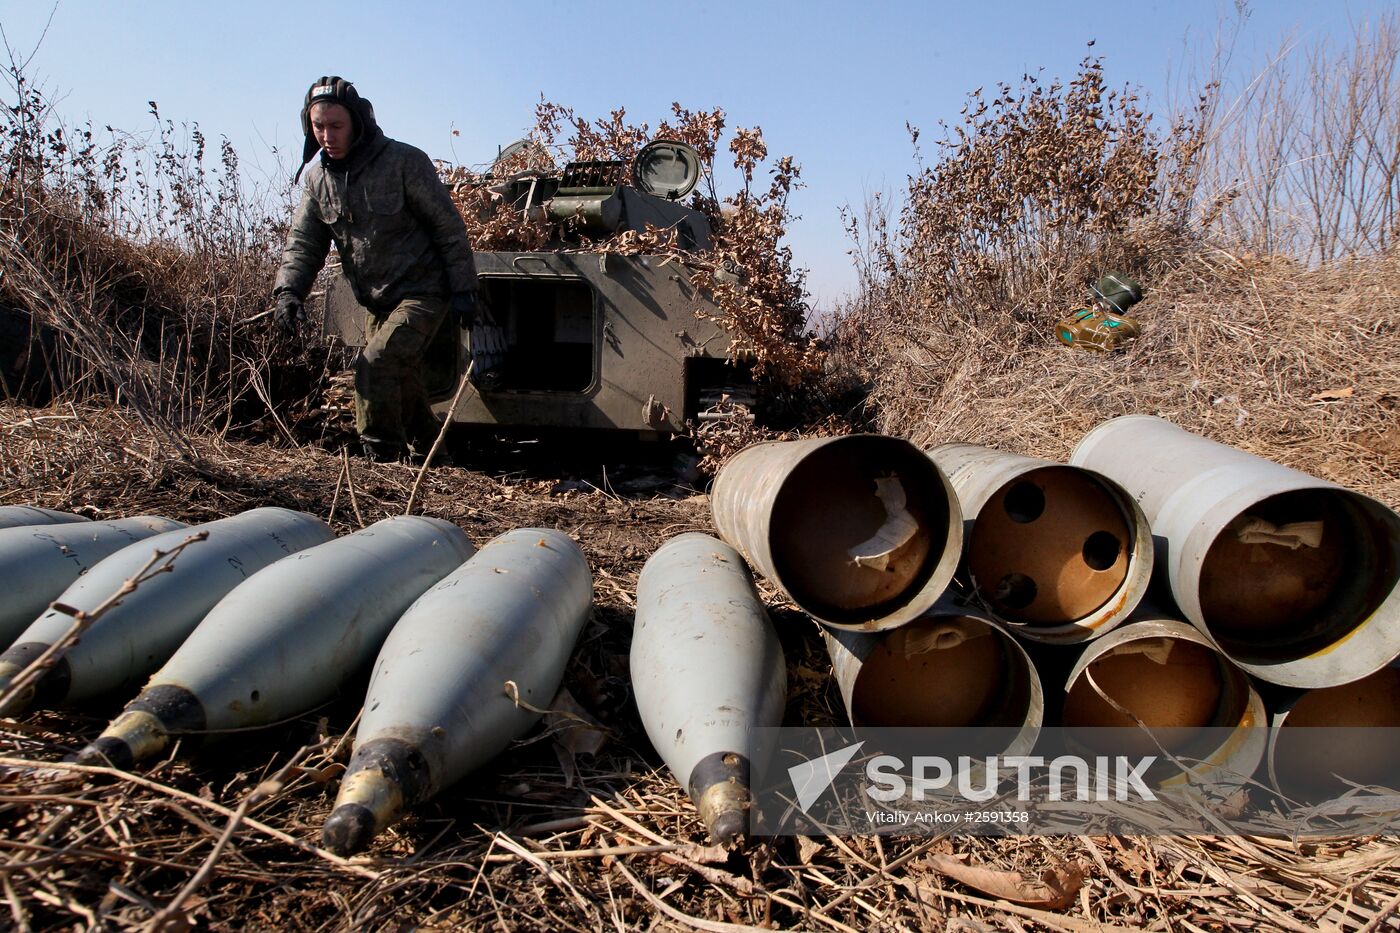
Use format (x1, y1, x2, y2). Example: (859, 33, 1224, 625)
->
(272, 75, 490, 462)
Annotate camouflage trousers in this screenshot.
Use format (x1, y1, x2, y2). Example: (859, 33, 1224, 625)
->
(354, 297, 449, 451)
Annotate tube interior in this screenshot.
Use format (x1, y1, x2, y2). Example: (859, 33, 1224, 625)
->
(1063, 636, 1247, 757)
(850, 617, 1031, 729)
(1063, 638, 1235, 728)
(1198, 489, 1400, 662)
(770, 437, 950, 624)
(1273, 666, 1400, 799)
(967, 467, 1132, 625)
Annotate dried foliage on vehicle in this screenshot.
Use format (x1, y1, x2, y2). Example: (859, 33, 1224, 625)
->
(444, 100, 823, 390)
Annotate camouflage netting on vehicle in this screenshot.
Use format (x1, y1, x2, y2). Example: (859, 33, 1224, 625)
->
(443, 100, 825, 392)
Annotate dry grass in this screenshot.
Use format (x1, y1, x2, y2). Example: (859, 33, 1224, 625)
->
(866, 249, 1400, 510)
(1193, 11, 1400, 263)
(0, 64, 338, 457)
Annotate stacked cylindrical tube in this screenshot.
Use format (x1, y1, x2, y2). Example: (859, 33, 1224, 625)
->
(710, 435, 964, 632)
(1069, 415, 1400, 799)
(1072, 415, 1400, 688)
(690, 418, 1400, 812)
(928, 443, 1154, 643)
(706, 434, 1045, 739)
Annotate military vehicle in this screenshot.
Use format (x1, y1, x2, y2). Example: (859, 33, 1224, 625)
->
(321, 139, 754, 436)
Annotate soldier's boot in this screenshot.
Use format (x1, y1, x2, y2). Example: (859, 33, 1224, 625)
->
(360, 436, 406, 463)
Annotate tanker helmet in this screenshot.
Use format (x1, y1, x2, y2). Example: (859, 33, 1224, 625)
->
(295, 75, 377, 181)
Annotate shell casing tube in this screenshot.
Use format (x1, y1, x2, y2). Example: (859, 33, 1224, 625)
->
(824, 608, 1043, 757)
(711, 435, 962, 632)
(0, 516, 187, 649)
(1267, 663, 1400, 801)
(632, 533, 786, 844)
(928, 444, 1152, 643)
(1072, 415, 1400, 688)
(1061, 615, 1266, 788)
(0, 507, 334, 714)
(325, 528, 593, 855)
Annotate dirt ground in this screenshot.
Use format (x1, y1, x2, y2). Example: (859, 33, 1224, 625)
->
(2, 403, 1399, 932)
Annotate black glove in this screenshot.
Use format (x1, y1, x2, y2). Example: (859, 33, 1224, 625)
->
(451, 289, 489, 330)
(273, 293, 305, 336)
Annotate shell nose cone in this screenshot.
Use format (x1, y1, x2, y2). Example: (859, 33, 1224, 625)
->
(0, 643, 71, 715)
(0, 686, 33, 718)
(707, 807, 748, 846)
(0, 670, 36, 718)
(689, 752, 755, 846)
(73, 736, 134, 770)
(321, 803, 378, 856)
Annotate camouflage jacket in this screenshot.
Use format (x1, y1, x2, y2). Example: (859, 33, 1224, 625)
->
(274, 133, 477, 314)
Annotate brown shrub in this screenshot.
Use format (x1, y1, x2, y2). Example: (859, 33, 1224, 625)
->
(842, 41, 1399, 509)
(0, 70, 332, 458)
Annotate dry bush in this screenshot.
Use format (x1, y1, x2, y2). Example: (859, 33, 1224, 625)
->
(445, 99, 823, 390)
(841, 33, 1400, 509)
(1195, 10, 1400, 263)
(0, 64, 324, 458)
(847, 55, 1194, 343)
(836, 54, 1212, 424)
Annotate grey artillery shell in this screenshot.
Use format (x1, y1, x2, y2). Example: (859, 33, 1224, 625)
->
(1072, 415, 1400, 688)
(0, 506, 90, 530)
(0, 516, 187, 650)
(79, 516, 476, 769)
(711, 435, 962, 632)
(632, 533, 786, 843)
(322, 528, 593, 856)
(928, 443, 1152, 643)
(0, 507, 334, 713)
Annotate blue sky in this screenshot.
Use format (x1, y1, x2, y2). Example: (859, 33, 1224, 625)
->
(0, 1, 1391, 310)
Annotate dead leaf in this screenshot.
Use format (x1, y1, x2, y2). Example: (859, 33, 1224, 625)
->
(1361, 427, 1400, 456)
(1111, 840, 1154, 878)
(918, 853, 1085, 910)
(673, 843, 731, 865)
(796, 835, 824, 864)
(1310, 386, 1354, 402)
(293, 763, 345, 785)
(546, 687, 609, 787)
